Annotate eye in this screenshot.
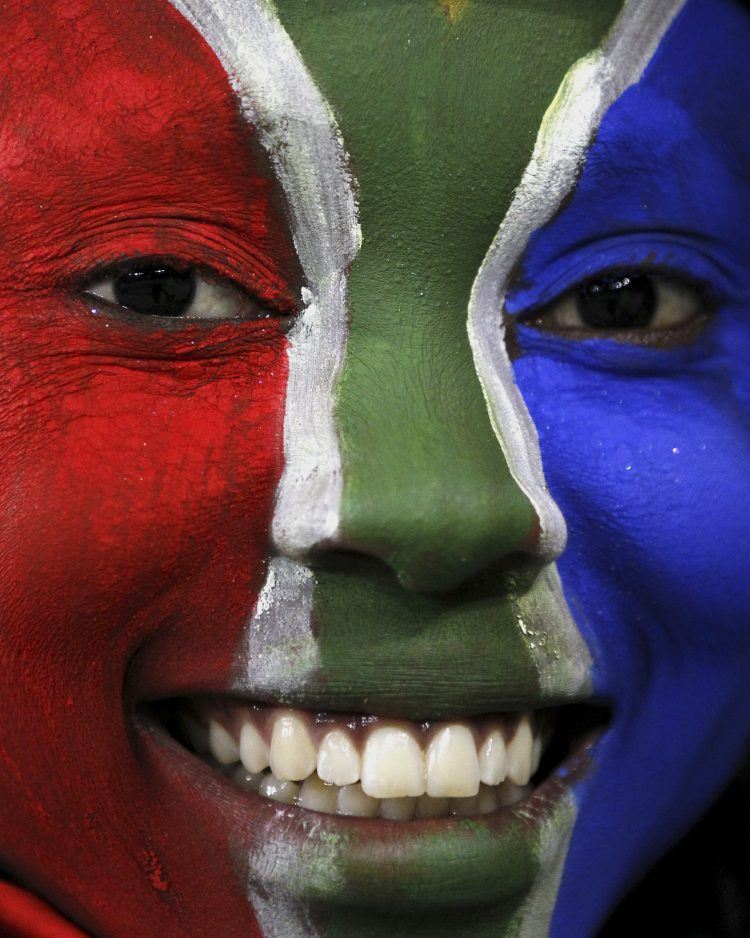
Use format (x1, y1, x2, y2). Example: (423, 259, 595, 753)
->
(519, 272, 709, 340)
(82, 260, 286, 322)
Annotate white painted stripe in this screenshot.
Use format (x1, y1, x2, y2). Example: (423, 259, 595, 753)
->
(472, 2, 686, 931)
(237, 556, 319, 698)
(167, 0, 359, 558)
(166, 0, 358, 712)
(164, 4, 354, 933)
(161, 2, 684, 933)
(467, 0, 686, 563)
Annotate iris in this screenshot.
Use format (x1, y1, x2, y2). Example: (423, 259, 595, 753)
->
(113, 263, 196, 317)
(575, 274, 656, 329)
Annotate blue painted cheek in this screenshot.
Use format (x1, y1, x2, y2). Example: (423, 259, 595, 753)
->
(514, 324, 750, 933)
(506, 0, 750, 931)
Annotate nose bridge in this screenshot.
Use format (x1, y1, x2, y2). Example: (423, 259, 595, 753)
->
(332, 265, 539, 594)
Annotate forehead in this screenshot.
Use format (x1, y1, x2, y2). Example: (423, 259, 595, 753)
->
(1, 1, 234, 179)
(1, 2, 621, 206)
(275, 0, 622, 254)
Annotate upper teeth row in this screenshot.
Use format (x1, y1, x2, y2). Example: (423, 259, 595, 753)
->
(198, 709, 544, 801)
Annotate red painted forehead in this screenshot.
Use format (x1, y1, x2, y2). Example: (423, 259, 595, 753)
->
(1, 0, 300, 307)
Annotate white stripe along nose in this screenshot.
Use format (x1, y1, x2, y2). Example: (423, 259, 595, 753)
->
(191, 701, 548, 820)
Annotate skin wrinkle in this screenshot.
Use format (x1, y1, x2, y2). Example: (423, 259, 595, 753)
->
(230, 5, 622, 935)
(283, 0, 608, 590)
(503, 4, 750, 930)
(167, 0, 361, 561)
(1, 3, 616, 932)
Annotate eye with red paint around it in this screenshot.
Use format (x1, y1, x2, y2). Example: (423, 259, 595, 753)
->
(521, 272, 710, 343)
(82, 259, 291, 324)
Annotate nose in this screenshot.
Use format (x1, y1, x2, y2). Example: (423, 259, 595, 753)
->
(310, 317, 546, 595)
(333, 454, 539, 595)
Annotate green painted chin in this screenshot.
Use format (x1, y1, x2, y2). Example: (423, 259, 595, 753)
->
(241, 770, 578, 936)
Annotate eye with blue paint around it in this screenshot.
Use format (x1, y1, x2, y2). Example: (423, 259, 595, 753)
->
(521, 273, 709, 344)
(81, 259, 290, 324)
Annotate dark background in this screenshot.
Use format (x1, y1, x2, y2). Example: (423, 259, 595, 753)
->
(601, 755, 750, 937)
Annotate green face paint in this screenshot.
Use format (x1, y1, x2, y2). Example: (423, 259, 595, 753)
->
(240, 1, 623, 932)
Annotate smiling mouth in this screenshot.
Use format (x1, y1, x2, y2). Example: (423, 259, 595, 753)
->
(152, 697, 609, 822)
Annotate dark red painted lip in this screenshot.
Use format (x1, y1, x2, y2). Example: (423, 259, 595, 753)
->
(137, 711, 606, 913)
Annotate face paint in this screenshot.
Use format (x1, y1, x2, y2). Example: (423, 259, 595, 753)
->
(2, 1, 747, 937)
(504, 0, 750, 931)
(0, 1, 299, 933)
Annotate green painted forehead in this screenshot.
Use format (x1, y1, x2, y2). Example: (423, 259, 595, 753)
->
(280, 1, 622, 263)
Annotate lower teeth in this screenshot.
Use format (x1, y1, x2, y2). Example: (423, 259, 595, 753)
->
(228, 764, 531, 820)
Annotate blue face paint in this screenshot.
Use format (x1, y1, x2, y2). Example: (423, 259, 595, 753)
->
(507, 0, 750, 931)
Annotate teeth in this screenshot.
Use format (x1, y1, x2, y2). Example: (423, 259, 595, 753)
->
(415, 794, 450, 818)
(195, 706, 550, 821)
(497, 780, 528, 807)
(208, 719, 240, 765)
(317, 730, 360, 786)
(361, 726, 425, 798)
(426, 725, 480, 798)
(450, 793, 481, 816)
(240, 720, 270, 774)
(531, 734, 543, 776)
(270, 713, 317, 782)
(477, 783, 499, 815)
(258, 773, 300, 805)
(506, 715, 533, 786)
(230, 765, 265, 792)
(298, 774, 339, 814)
(337, 783, 380, 818)
(380, 797, 417, 820)
(478, 730, 507, 786)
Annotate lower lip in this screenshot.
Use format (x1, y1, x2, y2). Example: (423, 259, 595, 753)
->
(141, 718, 600, 913)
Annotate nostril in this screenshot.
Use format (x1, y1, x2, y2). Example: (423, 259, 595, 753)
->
(305, 543, 546, 599)
(301, 495, 548, 595)
(305, 546, 389, 577)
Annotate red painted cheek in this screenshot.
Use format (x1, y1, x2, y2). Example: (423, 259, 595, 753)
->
(2, 307, 288, 692)
(0, 301, 287, 938)
(0, 1, 300, 934)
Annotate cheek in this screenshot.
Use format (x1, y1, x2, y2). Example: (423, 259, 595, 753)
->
(0, 300, 289, 700)
(513, 352, 750, 694)
(0, 296, 287, 932)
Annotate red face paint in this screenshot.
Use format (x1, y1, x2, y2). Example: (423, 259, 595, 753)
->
(0, 1, 298, 932)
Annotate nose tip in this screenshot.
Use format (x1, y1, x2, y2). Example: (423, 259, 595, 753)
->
(323, 479, 543, 595)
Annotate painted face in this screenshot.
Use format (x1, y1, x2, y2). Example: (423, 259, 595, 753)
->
(0, 0, 748, 935)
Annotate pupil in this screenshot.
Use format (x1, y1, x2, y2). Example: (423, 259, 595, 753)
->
(113, 264, 195, 317)
(576, 274, 656, 329)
